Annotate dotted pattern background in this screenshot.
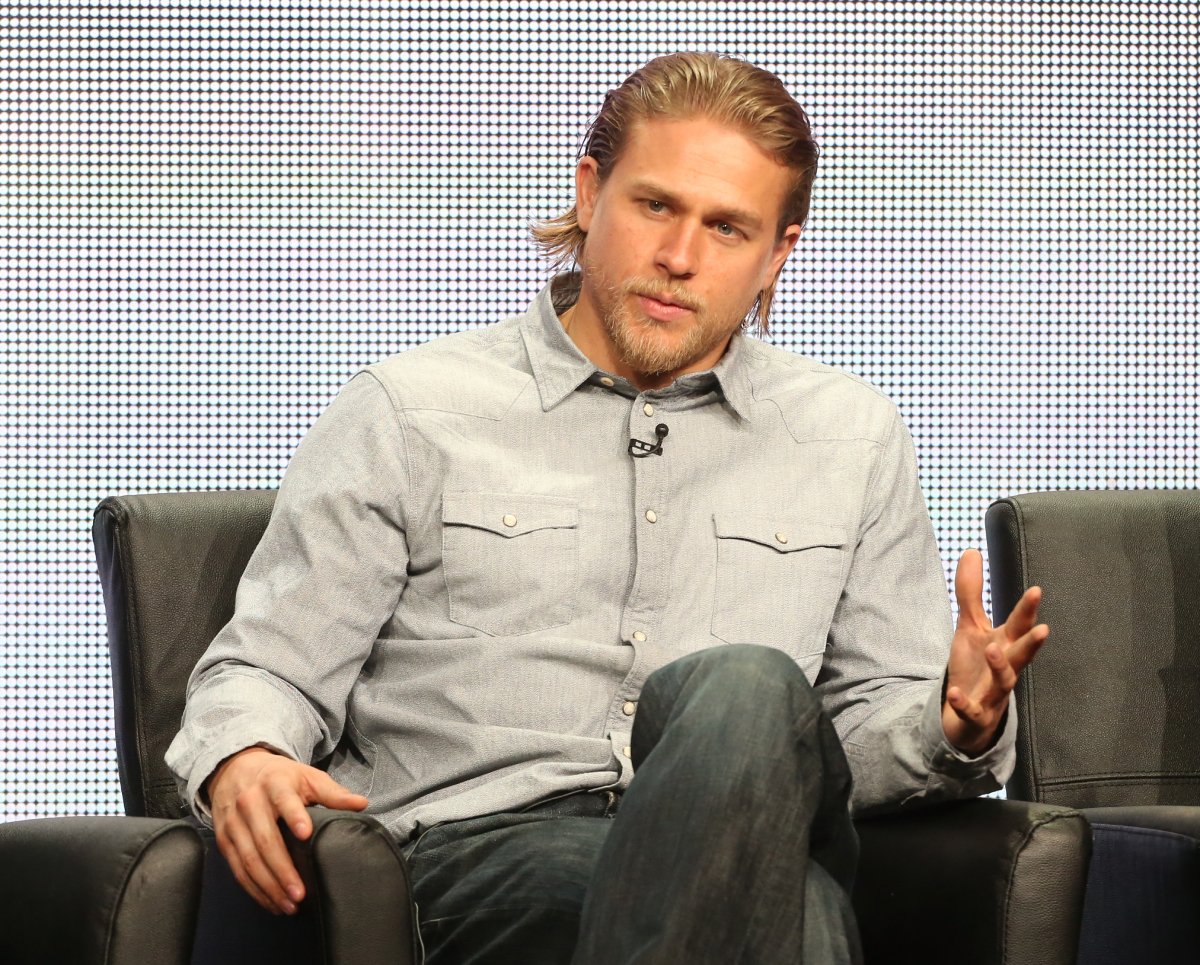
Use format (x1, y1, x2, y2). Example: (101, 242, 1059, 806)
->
(2, 2, 1197, 821)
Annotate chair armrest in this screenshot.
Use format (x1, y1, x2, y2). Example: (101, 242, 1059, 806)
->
(853, 798, 1090, 965)
(286, 807, 419, 965)
(0, 816, 203, 965)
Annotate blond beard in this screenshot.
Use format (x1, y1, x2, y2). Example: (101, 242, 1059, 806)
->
(583, 266, 753, 377)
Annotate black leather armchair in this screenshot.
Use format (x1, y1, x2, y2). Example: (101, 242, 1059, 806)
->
(93, 490, 418, 965)
(91, 489, 1094, 964)
(987, 489, 1200, 965)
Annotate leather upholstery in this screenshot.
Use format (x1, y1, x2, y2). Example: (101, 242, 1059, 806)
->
(987, 489, 1200, 965)
(987, 490, 1200, 806)
(855, 799, 1090, 965)
(0, 816, 203, 965)
(94, 490, 418, 965)
(93, 490, 276, 818)
(293, 807, 421, 965)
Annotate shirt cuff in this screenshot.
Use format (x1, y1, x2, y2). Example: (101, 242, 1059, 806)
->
(165, 671, 319, 825)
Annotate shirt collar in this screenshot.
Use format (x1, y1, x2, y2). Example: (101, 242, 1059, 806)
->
(520, 271, 755, 420)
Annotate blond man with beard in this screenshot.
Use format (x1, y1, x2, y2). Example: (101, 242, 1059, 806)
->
(171, 52, 1047, 964)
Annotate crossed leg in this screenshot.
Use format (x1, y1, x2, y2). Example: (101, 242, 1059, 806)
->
(409, 645, 862, 965)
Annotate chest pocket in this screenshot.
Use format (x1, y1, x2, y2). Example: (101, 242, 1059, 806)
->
(711, 513, 849, 658)
(442, 492, 579, 636)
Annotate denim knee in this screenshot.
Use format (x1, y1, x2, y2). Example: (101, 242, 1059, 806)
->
(641, 644, 821, 729)
(682, 644, 814, 695)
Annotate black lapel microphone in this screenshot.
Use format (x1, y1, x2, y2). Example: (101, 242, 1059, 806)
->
(629, 423, 669, 458)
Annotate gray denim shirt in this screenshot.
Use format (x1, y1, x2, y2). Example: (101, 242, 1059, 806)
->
(166, 272, 1015, 841)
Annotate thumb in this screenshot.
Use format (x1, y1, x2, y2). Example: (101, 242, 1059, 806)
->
(954, 549, 987, 627)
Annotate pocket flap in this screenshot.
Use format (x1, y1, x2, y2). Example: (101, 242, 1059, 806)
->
(443, 492, 579, 538)
(712, 513, 847, 553)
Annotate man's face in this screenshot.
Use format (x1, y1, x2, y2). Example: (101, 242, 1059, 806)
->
(572, 115, 801, 385)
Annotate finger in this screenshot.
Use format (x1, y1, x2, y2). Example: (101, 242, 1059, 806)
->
(307, 770, 369, 811)
(276, 785, 316, 841)
(218, 823, 286, 915)
(945, 685, 982, 724)
(1005, 622, 1050, 673)
(954, 549, 990, 629)
(984, 642, 1018, 693)
(948, 680, 1007, 732)
(261, 786, 314, 902)
(234, 791, 300, 913)
(1004, 585, 1043, 640)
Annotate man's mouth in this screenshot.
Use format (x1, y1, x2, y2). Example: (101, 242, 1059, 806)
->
(633, 291, 691, 321)
(635, 291, 696, 321)
(642, 291, 684, 307)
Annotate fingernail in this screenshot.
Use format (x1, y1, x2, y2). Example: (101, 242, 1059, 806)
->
(289, 885, 304, 902)
(282, 900, 297, 915)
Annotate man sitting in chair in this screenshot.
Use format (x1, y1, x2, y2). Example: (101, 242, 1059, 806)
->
(167, 51, 1047, 964)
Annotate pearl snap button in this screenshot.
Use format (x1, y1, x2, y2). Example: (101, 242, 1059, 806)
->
(599, 376, 615, 387)
(623, 701, 637, 716)
(623, 746, 632, 759)
(632, 630, 647, 642)
(645, 509, 658, 523)
(643, 403, 654, 416)
(775, 532, 789, 545)
(503, 514, 517, 527)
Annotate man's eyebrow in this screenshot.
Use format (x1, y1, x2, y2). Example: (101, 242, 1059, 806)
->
(627, 179, 765, 232)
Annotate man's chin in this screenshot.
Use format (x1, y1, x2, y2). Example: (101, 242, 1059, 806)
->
(616, 335, 701, 378)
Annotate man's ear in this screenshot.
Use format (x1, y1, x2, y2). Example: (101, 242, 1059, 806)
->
(575, 156, 601, 233)
(762, 223, 802, 290)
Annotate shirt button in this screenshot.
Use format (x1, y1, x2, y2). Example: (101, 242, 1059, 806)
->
(623, 746, 632, 759)
(599, 376, 615, 387)
(775, 532, 789, 545)
(503, 514, 518, 528)
(643, 402, 654, 416)
(645, 509, 658, 523)
(632, 630, 647, 642)
(622, 701, 637, 716)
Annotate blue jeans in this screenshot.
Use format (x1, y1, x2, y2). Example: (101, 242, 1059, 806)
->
(406, 645, 862, 964)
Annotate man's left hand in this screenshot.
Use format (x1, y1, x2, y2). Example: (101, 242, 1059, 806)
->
(942, 548, 1049, 755)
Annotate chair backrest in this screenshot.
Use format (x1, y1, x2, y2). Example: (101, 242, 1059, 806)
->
(986, 489, 1200, 808)
(92, 490, 276, 818)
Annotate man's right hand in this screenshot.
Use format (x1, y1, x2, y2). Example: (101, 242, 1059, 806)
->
(206, 746, 369, 915)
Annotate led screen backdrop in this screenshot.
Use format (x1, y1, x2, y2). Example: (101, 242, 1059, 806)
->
(2, 2, 1197, 821)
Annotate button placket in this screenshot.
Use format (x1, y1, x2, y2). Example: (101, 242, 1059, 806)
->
(618, 396, 670, 748)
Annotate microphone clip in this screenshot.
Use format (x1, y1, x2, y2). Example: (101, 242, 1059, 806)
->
(629, 423, 669, 458)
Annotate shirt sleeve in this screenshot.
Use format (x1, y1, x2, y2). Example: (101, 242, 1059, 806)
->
(814, 404, 1016, 816)
(164, 371, 411, 821)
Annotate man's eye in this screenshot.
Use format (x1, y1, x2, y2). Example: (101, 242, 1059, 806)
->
(715, 222, 736, 237)
(646, 199, 666, 213)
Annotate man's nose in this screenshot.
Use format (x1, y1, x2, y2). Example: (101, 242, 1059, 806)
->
(654, 222, 700, 278)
